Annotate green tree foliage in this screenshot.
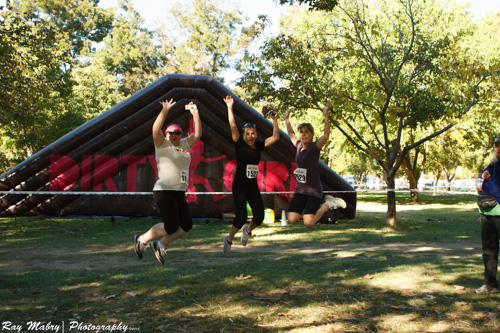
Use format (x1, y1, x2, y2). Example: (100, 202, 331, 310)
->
(0, 4, 71, 169)
(16, 0, 114, 71)
(418, 9, 500, 189)
(241, 0, 499, 226)
(273, 0, 338, 11)
(80, 0, 164, 98)
(166, 0, 269, 82)
(0, 0, 114, 173)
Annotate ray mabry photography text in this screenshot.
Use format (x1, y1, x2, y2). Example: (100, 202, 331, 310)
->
(2, 320, 139, 332)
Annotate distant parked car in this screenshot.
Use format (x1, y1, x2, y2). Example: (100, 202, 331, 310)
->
(417, 179, 434, 190)
(395, 178, 409, 189)
(451, 179, 476, 192)
(342, 175, 355, 186)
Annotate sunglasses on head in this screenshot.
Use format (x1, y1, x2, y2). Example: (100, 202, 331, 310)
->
(243, 123, 256, 129)
(168, 131, 182, 135)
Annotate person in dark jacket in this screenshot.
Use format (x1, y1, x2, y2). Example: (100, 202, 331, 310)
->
(476, 136, 500, 293)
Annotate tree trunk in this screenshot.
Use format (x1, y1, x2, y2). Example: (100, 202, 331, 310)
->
(433, 173, 441, 196)
(386, 175, 396, 227)
(409, 177, 419, 203)
(402, 156, 419, 203)
(401, 147, 426, 204)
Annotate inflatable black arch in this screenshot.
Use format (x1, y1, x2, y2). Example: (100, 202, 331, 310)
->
(0, 74, 356, 219)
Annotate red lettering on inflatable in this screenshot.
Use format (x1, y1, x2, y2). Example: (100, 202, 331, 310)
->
(49, 155, 79, 191)
(121, 155, 146, 192)
(48, 154, 297, 197)
(81, 155, 92, 191)
(258, 161, 265, 192)
(147, 155, 158, 179)
(223, 159, 236, 191)
(92, 155, 118, 191)
(265, 161, 289, 197)
(187, 139, 227, 203)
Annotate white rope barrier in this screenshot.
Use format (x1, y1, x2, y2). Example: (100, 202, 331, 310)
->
(0, 189, 478, 195)
(0, 190, 355, 196)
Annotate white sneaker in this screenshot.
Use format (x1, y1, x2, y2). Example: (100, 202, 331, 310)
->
(324, 195, 346, 209)
(475, 284, 499, 294)
(223, 235, 232, 257)
(241, 225, 250, 246)
(151, 241, 166, 264)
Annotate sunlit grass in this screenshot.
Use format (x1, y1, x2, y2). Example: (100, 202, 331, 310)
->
(0, 194, 498, 331)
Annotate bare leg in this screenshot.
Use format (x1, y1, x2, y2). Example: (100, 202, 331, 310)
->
(247, 221, 259, 234)
(302, 203, 329, 227)
(141, 223, 186, 247)
(159, 227, 186, 247)
(287, 212, 302, 224)
(227, 225, 240, 243)
(141, 223, 167, 243)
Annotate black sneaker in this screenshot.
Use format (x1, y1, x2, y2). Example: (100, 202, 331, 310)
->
(151, 241, 166, 264)
(133, 234, 146, 259)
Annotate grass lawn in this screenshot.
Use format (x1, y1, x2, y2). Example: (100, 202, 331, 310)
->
(1, 192, 499, 332)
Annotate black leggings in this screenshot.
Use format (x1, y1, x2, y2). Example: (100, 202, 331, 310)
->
(232, 179, 264, 229)
(481, 214, 500, 288)
(153, 190, 193, 234)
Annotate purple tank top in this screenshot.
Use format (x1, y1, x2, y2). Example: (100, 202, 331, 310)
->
(293, 141, 323, 199)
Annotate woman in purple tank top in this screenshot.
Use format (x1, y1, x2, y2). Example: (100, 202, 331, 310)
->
(284, 101, 346, 227)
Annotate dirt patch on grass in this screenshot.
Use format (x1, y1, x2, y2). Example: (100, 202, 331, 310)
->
(0, 238, 481, 273)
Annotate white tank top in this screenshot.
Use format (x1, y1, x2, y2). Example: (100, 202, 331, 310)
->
(153, 138, 191, 191)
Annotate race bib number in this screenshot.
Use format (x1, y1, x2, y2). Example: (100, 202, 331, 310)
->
(181, 170, 189, 185)
(294, 168, 307, 183)
(246, 164, 259, 179)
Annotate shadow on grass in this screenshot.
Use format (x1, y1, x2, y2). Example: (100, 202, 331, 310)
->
(0, 202, 496, 332)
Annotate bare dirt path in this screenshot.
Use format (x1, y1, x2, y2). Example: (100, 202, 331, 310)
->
(0, 202, 481, 272)
(0, 239, 480, 273)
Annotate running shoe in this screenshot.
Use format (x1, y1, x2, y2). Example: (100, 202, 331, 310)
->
(223, 235, 231, 257)
(133, 234, 146, 259)
(475, 284, 499, 294)
(151, 241, 166, 264)
(324, 195, 347, 209)
(241, 225, 250, 246)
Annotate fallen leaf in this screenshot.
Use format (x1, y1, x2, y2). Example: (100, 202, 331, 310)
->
(455, 301, 468, 306)
(389, 305, 404, 309)
(126, 292, 137, 297)
(106, 318, 119, 323)
(453, 285, 466, 290)
(363, 274, 374, 279)
(235, 274, 252, 281)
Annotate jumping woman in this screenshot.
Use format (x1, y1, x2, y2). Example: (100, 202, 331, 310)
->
(284, 102, 346, 227)
(133, 99, 201, 264)
(222, 95, 279, 256)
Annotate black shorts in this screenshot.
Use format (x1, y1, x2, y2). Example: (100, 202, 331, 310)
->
(288, 193, 323, 215)
(153, 190, 192, 234)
